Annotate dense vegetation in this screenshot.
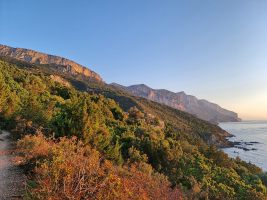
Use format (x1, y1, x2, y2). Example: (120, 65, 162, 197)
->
(0, 58, 267, 199)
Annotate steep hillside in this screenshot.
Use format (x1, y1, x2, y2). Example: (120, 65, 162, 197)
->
(1, 57, 267, 199)
(0, 44, 102, 82)
(115, 83, 241, 123)
(0, 55, 231, 147)
(0, 44, 240, 124)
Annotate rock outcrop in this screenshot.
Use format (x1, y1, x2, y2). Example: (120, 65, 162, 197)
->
(0, 44, 102, 82)
(113, 83, 241, 123)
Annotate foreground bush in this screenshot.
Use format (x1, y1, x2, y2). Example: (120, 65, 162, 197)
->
(18, 134, 183, 200)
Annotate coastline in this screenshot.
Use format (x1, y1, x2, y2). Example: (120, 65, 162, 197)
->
(219, 121, 267, 172)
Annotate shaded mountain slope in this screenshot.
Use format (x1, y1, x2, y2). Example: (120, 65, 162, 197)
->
(113, 83, 240, 123)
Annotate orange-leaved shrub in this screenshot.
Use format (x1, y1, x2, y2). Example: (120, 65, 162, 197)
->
(18, 134, 183, 200)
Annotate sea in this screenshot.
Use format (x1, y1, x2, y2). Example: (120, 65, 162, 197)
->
(219, 121, 267, 172)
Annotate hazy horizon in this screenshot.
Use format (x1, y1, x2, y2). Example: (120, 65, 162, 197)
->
(1, 0, 266, 120)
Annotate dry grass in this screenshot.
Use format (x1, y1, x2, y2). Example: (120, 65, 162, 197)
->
(17, 134, 183, 200)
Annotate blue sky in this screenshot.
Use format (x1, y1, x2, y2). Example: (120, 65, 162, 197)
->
(1, 0, 267, 120)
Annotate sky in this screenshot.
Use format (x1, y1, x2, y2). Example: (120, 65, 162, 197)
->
(0, 0, 267, 120)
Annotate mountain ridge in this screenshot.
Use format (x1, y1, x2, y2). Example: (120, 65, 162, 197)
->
(0, 44, 102, 82)
(112, 83, 241, 123)
(0, 44, 240, 124)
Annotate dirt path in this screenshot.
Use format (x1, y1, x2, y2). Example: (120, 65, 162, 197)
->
(0, 130, 25, 200)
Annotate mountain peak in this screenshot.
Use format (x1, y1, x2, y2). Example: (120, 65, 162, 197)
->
(177, 91, 186, 95)
(121, 84, 241, 123)
(128, 84, 151, 89)
(0, 44, 103, 82)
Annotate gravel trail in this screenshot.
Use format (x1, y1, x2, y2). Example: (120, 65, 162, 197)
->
(0, 130, 25, 200)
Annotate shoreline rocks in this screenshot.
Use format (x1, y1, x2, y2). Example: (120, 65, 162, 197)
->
(223, 137, 260, 152)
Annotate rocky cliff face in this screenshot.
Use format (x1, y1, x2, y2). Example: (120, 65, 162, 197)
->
(0, 44, 102, 82)
(115, 84, 241, 123)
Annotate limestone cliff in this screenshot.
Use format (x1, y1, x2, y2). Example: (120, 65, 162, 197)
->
(113, 83, 241, 123)
(0, 44, 102, 82)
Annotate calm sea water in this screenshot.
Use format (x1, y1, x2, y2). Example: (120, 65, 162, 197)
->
(219, 121, 267, 172)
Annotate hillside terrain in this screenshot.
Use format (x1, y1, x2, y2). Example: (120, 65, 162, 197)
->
(0, 47, 266, 199)
(0, 44, 240, 124)
(113, 83, 241, 123)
